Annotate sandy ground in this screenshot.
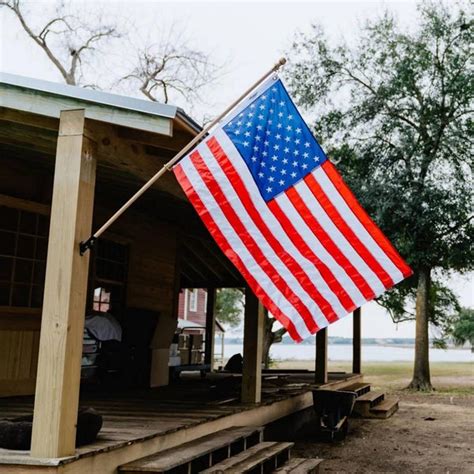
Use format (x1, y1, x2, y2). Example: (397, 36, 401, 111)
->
(277, 361, 474, 473)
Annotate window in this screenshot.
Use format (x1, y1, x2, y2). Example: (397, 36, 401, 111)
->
(89, 239, 129, 318)
(188, 288, 198, 312)
(93, 287, 111, 313)
(0, 206, 49, 308)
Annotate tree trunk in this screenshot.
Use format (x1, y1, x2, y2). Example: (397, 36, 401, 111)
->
(261, 310, 287, 369)
(408, 267, 433, 391)
(262, 311, 274, 369)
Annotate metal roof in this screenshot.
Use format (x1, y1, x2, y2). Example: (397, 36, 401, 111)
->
(0, 72, 202, 133)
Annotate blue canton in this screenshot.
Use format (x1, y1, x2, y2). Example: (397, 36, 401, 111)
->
(223, 79, 327, 202)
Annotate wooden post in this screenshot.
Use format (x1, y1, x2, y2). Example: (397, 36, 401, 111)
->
(31, 109, 96, 458)
(204, 288, 216, 369)
(315, 328, 328, 385)
(241, 288, 264, 404)
(352, 307, 362, 374)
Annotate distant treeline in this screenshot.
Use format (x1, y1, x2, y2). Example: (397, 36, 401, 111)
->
(224, 336, 417, 346)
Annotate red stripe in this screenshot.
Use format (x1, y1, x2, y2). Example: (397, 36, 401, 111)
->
(268, 199, 356, 313)
(174, 163, 303, 342)
(206, 137, 338, 324)
(285, 186, 376, 301)
(322, 161, 413, 278)
(304, 173, 394, 289)
(189, 148, 319, 333)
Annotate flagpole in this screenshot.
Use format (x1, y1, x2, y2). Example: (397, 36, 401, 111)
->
(79, 57, 287, 255)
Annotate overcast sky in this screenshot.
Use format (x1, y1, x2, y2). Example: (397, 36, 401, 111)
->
(1, 0, 472, 339)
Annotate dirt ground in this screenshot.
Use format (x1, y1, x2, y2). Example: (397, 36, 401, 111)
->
(293, 391, 474, 473)
(282, 361, 474, 473)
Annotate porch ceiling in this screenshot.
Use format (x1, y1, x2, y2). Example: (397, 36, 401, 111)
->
(0, 108, 243, 289)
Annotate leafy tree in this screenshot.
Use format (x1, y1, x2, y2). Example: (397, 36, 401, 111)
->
(215, 288, 244, 328)
(448, 307, 474, 351)
(286, 1, 473, 390)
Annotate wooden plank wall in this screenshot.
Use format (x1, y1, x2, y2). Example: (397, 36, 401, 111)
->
(0, 192, 179, 398)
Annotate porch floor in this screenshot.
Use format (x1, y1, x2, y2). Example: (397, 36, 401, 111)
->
(0, 371, 361, 472)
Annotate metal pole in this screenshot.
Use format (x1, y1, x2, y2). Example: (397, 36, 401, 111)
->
(80, 57, 287, 255)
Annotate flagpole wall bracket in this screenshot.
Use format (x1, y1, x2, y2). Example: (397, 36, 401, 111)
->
(79, 236, 97, 256)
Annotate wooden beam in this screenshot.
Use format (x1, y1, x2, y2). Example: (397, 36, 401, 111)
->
(1, 85, 173, 135)
(352, 307, 362, 374)
(315, 328, 328, 384)
(241, 288, 264, 404)
(30, 109, 97, 458)
(0, 193, 50, 216)
(204, 288, 216, 368)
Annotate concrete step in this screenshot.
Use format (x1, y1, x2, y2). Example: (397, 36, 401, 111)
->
(200, 441, 293, 473)
(274, 457, 323, 473)
(369, 397, 399, 419)
(342, 382, 371, 397)
(118, 426, 263, 473)
(353, 391, 385, 417)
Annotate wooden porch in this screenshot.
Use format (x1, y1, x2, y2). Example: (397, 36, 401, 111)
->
(0, 372, 361, 473)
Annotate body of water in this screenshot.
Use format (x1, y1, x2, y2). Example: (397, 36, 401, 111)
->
(223, 343, 474, 362)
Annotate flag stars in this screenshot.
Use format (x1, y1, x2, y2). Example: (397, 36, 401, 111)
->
(222, 80, 328, 201)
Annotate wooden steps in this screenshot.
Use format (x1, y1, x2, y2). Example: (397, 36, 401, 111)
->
(201, 441, 293, 473)
(343, 382, 371, 397)
(369, 397, 399, 419)
(118, 426, 263, 473)
(341, 383, 399, 419)
(274, 457, 323, 473)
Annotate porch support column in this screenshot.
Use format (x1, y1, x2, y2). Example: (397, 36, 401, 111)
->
(31, 109, 96, 458)
(315, 327, 328, 385)
(204, 287, 216, 369)
(352, 307, 362, 374)
(241, 287, 264, 404)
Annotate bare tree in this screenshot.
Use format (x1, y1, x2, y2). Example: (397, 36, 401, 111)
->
(121, 27, 221, 105)
(1, 0, 121, 86)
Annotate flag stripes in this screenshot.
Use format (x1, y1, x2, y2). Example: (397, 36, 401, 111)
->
(174, 128, 411, 341)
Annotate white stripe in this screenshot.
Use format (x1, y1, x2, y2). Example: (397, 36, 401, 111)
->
(215, 130, 366, 308)
(212, 130, 347, 319)
(295, 179, 386, 296)
(180, 157, 312, 340)
(314, 166, 404, 283)
(275, 192, 367, 307)
(196, 141, 329, 331)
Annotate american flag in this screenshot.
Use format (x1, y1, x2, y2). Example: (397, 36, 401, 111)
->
(174, 77, 412, 342)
